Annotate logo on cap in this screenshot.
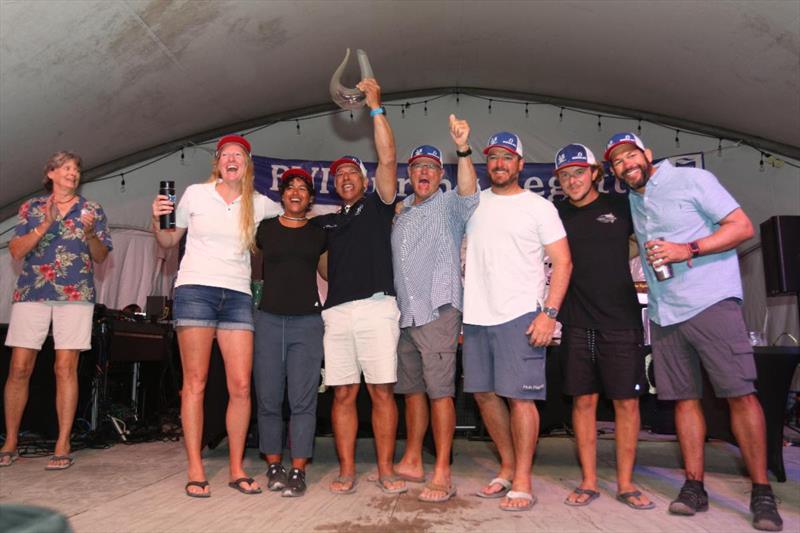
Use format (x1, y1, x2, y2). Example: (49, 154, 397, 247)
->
(483, 132, 523, 157)
(604, 132, 645, 161)
(554, 143, 596, 173)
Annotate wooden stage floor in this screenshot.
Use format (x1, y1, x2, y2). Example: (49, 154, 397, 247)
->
(1, 430, 798, 532)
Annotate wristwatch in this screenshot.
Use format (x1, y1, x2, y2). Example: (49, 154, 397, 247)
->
(542, 306, 558, 319)
(689, 241, 701, 258)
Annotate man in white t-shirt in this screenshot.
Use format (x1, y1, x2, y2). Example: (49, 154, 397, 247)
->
(463, 131, 572, 511)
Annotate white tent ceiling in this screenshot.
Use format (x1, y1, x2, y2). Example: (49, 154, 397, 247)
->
(1, 0, 799, 220)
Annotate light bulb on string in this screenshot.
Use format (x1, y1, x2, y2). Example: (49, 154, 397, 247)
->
(180, 147, 185, 165)
(559, 107, 564, 122)
(424, 101, 428, 116)
(637, 120, 642, 136)
(674, 129, 680, 148)
(456, 90, 460, 105)
(120, 173, 126, 193)
(296, 120, 301, 135)
(597, 115, 602, 132)
(488, 99, 493, 114)
(525, 103, 529, 118)
(759, 152, 766, 172)
(349, 111, 354, 121)
(717, 139, 723, 157)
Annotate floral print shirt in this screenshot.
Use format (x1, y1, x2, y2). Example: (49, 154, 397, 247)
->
(12, 195, 113, 303)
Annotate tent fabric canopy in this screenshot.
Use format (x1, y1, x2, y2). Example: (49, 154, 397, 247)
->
(1, 0, 799, 220)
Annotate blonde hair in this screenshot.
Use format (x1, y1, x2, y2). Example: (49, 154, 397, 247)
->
(207, 150, 257, 253)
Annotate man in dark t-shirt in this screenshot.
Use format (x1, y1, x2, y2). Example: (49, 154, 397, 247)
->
(311, 78, 405, 495)
(554, 143, 653, 510)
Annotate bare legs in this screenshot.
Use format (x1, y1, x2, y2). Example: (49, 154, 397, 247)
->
(177, 327, 259, 496)
(1, 347, 78, 468)
(474, 392, 538, 509)
(329, 382, 404, 492)
(395, 392, 456, 497)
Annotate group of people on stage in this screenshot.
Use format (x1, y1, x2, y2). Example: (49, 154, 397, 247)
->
(1, 78, 783, 531)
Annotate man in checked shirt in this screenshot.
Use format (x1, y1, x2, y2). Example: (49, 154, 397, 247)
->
(390, 115, 479, 503)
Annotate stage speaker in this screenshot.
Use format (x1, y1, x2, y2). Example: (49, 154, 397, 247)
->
(760, 215, 800, 296)
(107, 321, 171, 362)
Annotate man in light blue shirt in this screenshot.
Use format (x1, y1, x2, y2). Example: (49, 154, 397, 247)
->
(606, 132, 782, 532)
(390, 115, 478, 503)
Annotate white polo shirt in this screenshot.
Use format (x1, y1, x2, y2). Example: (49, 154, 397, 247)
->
(463, 189, 566, 326)
(175, 182, 281, 294)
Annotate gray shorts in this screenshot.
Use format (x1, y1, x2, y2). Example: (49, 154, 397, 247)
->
(462, 311, 546, 400)
(651, 298, 756, 400)
(395, 305, 461, 399)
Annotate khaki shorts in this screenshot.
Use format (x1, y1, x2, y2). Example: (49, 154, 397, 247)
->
(5, 301, 95, 351)
(322, 293, 400, 386)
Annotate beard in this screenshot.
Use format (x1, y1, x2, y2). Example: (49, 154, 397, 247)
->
(621, 163, 652, 191)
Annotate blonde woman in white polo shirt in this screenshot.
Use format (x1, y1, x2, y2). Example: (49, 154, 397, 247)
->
(152, 134, 281, 498)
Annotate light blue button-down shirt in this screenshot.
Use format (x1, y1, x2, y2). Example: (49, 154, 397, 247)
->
(392, 188, 479, 328)
(629, 159, 743, 326)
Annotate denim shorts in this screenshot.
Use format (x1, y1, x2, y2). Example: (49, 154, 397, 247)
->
(173, 284, 254, 331)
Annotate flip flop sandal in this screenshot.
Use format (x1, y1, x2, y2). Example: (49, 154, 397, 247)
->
(375, 475, 408, 494)
(418, 482, 457, 503)
(329, 475, 357, 494)
(45, 455, 74, 471)
(228, 477, 262, 495)
(564, 487, 600, 507)
(185, 480, 210, 498)
(395, 471, 426, 483)
(476, 477, 512, 499)
(501, 490, 537, 512)
(0, 451, 19, 467)
(617, 490, 656, 510)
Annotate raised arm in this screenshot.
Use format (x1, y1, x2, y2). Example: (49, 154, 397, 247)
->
(449, 114, 477, 196)
(151, 194, 186, 249)
(358, 78, 397, 203)
(9, 197, 56, 260)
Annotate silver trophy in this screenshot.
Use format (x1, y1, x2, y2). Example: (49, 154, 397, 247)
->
(329, 48, 374, 110)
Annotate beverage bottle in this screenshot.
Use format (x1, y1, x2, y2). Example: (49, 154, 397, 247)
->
(159, 180, 176, 230)
(651, 237, 674, 281)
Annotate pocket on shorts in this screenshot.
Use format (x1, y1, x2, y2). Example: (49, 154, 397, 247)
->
(729, 339, 757, 382)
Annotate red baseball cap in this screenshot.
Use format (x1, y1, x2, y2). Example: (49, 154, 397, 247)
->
(216, 134, 251, 156)
(280, 168, 315, 192)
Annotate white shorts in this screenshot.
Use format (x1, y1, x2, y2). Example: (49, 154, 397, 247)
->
(321, 293, 400, 386)
(5, 301, 95, 351)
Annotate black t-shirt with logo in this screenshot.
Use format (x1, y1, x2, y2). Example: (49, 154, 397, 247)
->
(256, 217, 327, 315)
(556, 193, 641, 329)
(312, 192, 396, 309)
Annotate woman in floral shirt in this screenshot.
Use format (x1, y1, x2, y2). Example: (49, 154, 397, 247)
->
(1, 151, 112, 470)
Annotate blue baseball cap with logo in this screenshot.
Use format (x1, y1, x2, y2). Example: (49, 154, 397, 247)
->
(483, 131, 524, 157)
(554, 144, 597, 173)
(604, 132, 646, 161)
(408, 145, 443, 167)
(330, 155, 368, 177)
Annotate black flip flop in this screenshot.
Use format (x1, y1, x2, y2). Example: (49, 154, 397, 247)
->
(185, 480, 210, 498)
(229, 477, 262, 495)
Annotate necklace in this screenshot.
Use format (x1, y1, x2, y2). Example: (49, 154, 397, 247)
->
(55, 195, 76, 204)
(280, 214, 307, 222)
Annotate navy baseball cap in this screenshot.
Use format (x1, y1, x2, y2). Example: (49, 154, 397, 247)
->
(604, 132, 645, 161)
(408, 145, 443, 166)
(483, 131, 524, 157)
(330, 155, 368, 177)
(554, 144, 597, 173)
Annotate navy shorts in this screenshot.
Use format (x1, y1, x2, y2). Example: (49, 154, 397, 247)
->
(560, 326, 646, 399)
(173, 284, 254, 331)
(462, 311, 546, 400)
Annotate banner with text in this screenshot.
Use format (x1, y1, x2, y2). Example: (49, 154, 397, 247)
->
(254, 153, 704, 206)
